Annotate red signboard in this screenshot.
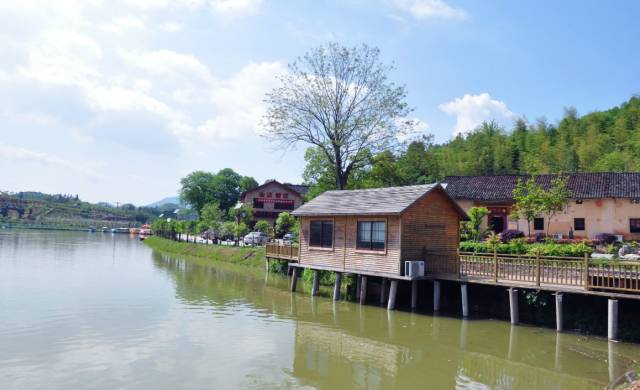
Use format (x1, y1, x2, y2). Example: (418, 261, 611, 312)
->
(255, 197, 294, 205)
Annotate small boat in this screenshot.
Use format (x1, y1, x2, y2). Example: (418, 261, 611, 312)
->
(111, 228, 118, 233)
(101, 226, 108, 232)
(87, 226, 97, 232)
(139, 224, 151, 237)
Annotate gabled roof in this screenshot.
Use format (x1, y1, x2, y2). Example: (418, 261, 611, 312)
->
(240, 180, 308, 201)
(292, 183, 468, 218)
(443, 172, 640, 201)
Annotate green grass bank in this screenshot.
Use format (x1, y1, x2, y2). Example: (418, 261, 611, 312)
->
(143, 236, 266, 268)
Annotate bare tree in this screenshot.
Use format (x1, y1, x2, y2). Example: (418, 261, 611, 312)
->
(262, 43, 414, 190)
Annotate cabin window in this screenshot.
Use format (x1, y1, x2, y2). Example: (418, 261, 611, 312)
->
(574, 218, 585, 231)
(533, 218, 544, 231)
(283, 194, 289, 199)
(576, 199, 583, 205)
(357, 221, 386, 251)
(253, 198, 264, 208)
(310, 220, 333, 248)
(630, 219, 640, 233)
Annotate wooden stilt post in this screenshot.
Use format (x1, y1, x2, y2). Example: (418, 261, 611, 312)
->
(411, 280, 418, 310)
(508, 288, 519, 325)
(461, 283, 469, 318)
(555, 293, 563, 332)
(608, 299, 618, 341)
(333, 272, 342, 301)
(387, 280, 398, 310)
(290, 267, 299, 292)
(360, 276, 368, 305)
(380, 278, 389, 305)
(433, 280, 441, 312)
(311, 270, 320, 296)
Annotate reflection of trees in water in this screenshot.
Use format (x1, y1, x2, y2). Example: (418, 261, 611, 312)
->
(151, 251, 294, 316)
(151, 252, 635, 390)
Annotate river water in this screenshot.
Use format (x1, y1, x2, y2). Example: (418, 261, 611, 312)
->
(1, 230, 639, 389)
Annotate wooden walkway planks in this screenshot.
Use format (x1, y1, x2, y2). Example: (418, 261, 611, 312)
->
(266, 244, 640, 299)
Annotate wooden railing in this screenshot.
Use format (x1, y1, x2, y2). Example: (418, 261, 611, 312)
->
(264, 243, 640, 294)
(266, 243, 299, 261)
(460, 251, 640, 293)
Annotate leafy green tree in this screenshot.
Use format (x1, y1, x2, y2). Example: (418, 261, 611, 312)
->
(180, 169, 258, 215)
(199, 202, 224, 232)
(228, 204, 253, 225)
(511, 177, 545, 237)
(220, 221, 236, 240)
(239, 176, 259, 193)
(180, 171, 216, 216)
(462, 206, 490, 242)
(263, 42, 415, 190)
(540, 175, 572, 235)
(235, 222, 249, 241)
(275, 212, 297, 237)
(253, 220, 274, 237)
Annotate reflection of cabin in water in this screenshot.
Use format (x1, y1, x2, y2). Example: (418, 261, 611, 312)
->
(291, 184, 468, 278)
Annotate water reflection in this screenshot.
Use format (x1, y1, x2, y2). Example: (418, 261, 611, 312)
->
(2, 229, 638, 390)
(153, 251, 640, 389)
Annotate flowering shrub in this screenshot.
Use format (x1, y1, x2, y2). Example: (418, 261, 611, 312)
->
(460, 240, 593, 257)
(501, 230, 525, 243)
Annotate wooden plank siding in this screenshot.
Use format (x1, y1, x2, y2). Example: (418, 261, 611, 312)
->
(400, 189, 461, 275)
(298, 215, 402, 274)
(297, 187, 462, 277)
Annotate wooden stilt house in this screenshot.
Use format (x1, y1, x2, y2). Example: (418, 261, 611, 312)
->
(291, 184, 468, 279)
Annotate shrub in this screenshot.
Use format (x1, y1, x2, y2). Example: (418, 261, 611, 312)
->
(501, 230, 524, 243)
(533, 232, 547, 242)
(459, 240, 593, 257)
(595, 233, 617, 245)
(302, 268, 335, 286)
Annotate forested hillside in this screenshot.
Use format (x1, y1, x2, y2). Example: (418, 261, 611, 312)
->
(303, 96, 640, 197)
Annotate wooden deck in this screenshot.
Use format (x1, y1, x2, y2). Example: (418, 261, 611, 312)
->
(266, 244, 640, 299)
(266, 243, 299, 261)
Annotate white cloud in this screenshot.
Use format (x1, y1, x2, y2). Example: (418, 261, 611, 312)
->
(209, 0, 262, 15)
(439, 93, 516, 135)
(101, 16, 146, 33)
(118, 49, 214, 83)
(196, 61, 286, 141)
(0, 143, 102, 178)
(389, 0, 469, 21)
(159, 22, 184, 32)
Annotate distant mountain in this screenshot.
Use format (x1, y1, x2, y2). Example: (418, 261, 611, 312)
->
(146, 196, 181, 208)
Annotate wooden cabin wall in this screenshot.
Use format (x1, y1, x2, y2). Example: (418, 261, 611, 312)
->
(400, 189, 461, 275)
(298, 215, 402, 275)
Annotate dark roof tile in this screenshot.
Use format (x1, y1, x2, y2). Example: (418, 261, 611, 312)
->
(443, 173, 640, 201)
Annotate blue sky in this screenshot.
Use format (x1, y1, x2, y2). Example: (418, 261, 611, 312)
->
(1, 0, 639, 205)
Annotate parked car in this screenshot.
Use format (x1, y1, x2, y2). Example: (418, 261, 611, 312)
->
(283, 233, 294, 244)
(244, 232, 269, 246)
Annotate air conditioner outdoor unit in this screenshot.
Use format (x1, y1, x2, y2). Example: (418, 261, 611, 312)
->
(405, 261, 425, 277)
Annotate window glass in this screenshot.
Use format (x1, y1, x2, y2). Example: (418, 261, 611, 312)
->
(310, 221, 322, 247)
(630, 219, 640, 233)
(321, 222, 333, 248)
(533, 218, 544, 231)
(310, 220, 332, 248)
(371, 221, 386, 250)
(574, 218, 585, 231)
(357, 221, 386, 251)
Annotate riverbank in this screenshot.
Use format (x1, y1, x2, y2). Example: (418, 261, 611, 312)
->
(143, 236, 267, 268)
